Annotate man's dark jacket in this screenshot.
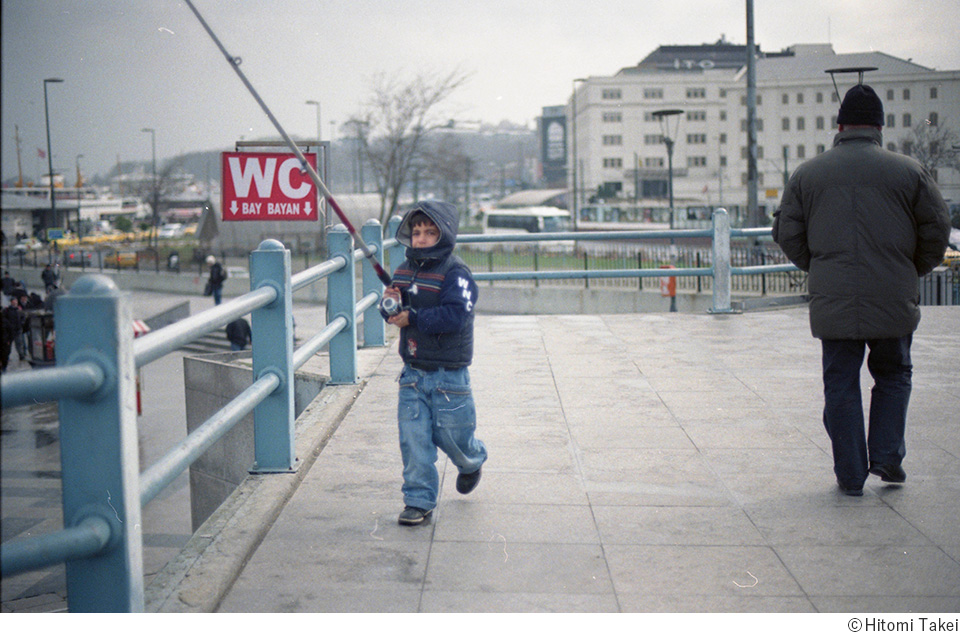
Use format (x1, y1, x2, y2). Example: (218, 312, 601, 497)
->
(773, 127, 950, 340)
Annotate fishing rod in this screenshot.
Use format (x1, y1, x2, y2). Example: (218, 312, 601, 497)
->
(183, 0, 393, 287)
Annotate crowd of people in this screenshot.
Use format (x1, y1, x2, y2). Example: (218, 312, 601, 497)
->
(1, 267, 65, 372)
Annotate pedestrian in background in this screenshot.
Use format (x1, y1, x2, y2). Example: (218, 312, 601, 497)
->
(226, 317, 252, 351)
(773, 83, 951, 496)
(205, 255, 227, 305)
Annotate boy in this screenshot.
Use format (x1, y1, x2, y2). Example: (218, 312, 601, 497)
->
(381, 200, 487, 526)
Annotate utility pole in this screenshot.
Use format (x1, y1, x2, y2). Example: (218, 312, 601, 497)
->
(746, 0, 759, 227)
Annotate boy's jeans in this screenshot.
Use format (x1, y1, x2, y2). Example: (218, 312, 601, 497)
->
(397, 365, 487, 511)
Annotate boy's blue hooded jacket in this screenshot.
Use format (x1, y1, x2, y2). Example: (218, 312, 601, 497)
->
(386, 200, 478, 368)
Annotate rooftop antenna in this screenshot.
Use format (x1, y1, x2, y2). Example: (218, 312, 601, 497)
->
(825, 66, 878, 101)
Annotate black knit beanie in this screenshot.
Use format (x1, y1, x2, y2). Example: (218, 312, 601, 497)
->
(837, 84, 884, 127)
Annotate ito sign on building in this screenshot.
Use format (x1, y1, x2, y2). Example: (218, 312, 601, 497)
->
(221, 151, 319, 221)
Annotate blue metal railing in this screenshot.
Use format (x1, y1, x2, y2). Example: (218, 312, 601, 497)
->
(0, 220, 394, 612)
(0, 209, 797, 612)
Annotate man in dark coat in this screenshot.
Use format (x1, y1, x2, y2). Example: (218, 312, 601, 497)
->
(225, 318, 252, 351)
(773, 84, 951, 496)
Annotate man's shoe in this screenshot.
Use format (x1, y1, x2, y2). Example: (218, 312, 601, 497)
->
(456, 468, 482, 494)
(398, 506, 432, 526)
(869, 463, 906, 483)
(837, 480, 863, 497)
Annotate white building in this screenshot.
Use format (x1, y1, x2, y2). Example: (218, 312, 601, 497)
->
(568, 40, 960, 227)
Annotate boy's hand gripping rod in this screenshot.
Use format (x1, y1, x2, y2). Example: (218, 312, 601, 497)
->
(184, 0, 393, 287)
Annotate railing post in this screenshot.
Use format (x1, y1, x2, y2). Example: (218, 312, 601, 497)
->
(327, 225, 358, 384)
(55, 275, 144, 612)
(361, 219, 386, 348)
(386, 215, 404, 276)
(710, 208, 736, 313)
(250, 239, 296, 472)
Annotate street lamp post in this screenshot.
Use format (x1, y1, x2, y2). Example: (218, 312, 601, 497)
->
(141, 128, 158, 250)
(43, 78, 64, 239)
(75, 154, 84, 238)
(571, 78, 587, 231)
(306, 100, 327, 257)
(651, 109, 684, 230)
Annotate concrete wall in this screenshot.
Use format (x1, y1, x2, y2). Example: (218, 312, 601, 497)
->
(183, 352, 327, 531)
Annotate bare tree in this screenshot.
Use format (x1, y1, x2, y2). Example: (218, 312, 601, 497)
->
(900, 120, 960, 176)
(351, 68, 471, 224)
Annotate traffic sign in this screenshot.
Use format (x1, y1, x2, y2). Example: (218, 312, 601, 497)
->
(221, 151, 319, 221)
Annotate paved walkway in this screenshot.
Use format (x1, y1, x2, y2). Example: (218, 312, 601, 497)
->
(213, 306, 960, 612)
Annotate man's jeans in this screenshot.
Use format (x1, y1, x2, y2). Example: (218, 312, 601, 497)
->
(821, 335, 912, 487)
(397, 365, 487, 511)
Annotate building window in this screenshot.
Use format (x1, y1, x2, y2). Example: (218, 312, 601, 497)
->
(903, 141, 914, 155)
(796, 117, 805, 131)
(887, 114, 895, 128)
(831, 115, 838, 128)
(740, 95, 762, 106)
(816, 144, 826, 154)
(686, 111, 706, 121)
(887, 89, 895, 101)
(719, 133, 727, 144)
(719, 110, 727, 121)
(644, 134, 664, 145)
(603, 158, 623, 168)
(816, 116, 825, 130)
(602, 112, 622, 123)
(931, 86, 938, 99)
(687, 156, 707, 167)
(686, 133, 707, 144)
(832, 93, 839, 103)
(741, 146, 765, 159)
(816, 92, 824, 104)
(719, 89, 727, 98)
(644, 157, 664, 168)
(929, 112, 939, 125)
(643, 88, 663, 99)
(797, 145, 806, 159)
(602, 135, 622, 146)
(782, 145, 790, 159)
(720, 156, 727, 167)
(903, 88, 911, 100)
(887, 143, 897, 151)
(782, 93, 789, 105)
(686, 87, 706, 99)
(796, 92, 804, 104)
(782, 117, 790, 131)
(602, 88, 622, 100)
(903, 113, 912, 128)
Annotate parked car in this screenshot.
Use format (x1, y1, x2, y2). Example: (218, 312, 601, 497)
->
(104, 250, 138, 269)
(158, 223, 184, 239)
(63, 248, 95, 266)
(13, 238, 43, 252)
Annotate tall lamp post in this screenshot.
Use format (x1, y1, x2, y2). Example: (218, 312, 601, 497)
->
(43, 78, 64, 238)
(651, 109, 684, 230)
(75, 154, 84, 237)
(141, 128, 158, 250)
(570, 78, 587, 230)
(306, 100, 327, 256)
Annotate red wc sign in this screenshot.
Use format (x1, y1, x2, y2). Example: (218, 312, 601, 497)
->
(221, 152, 319, 221)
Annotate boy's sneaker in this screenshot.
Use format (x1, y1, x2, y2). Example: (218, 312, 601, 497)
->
(456, 467, 482, 494)
(398, 506, 432, 526)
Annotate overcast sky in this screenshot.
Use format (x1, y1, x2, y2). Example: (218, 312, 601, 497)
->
(3, 0, 959, 184)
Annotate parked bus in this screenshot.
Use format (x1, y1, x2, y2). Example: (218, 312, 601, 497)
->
(482, 206, 571, 234)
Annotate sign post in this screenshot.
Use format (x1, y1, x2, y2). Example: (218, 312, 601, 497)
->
(221, 152, 319, 222)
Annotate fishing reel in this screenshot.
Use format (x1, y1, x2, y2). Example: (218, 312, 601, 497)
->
(379, 293, 404, 317)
